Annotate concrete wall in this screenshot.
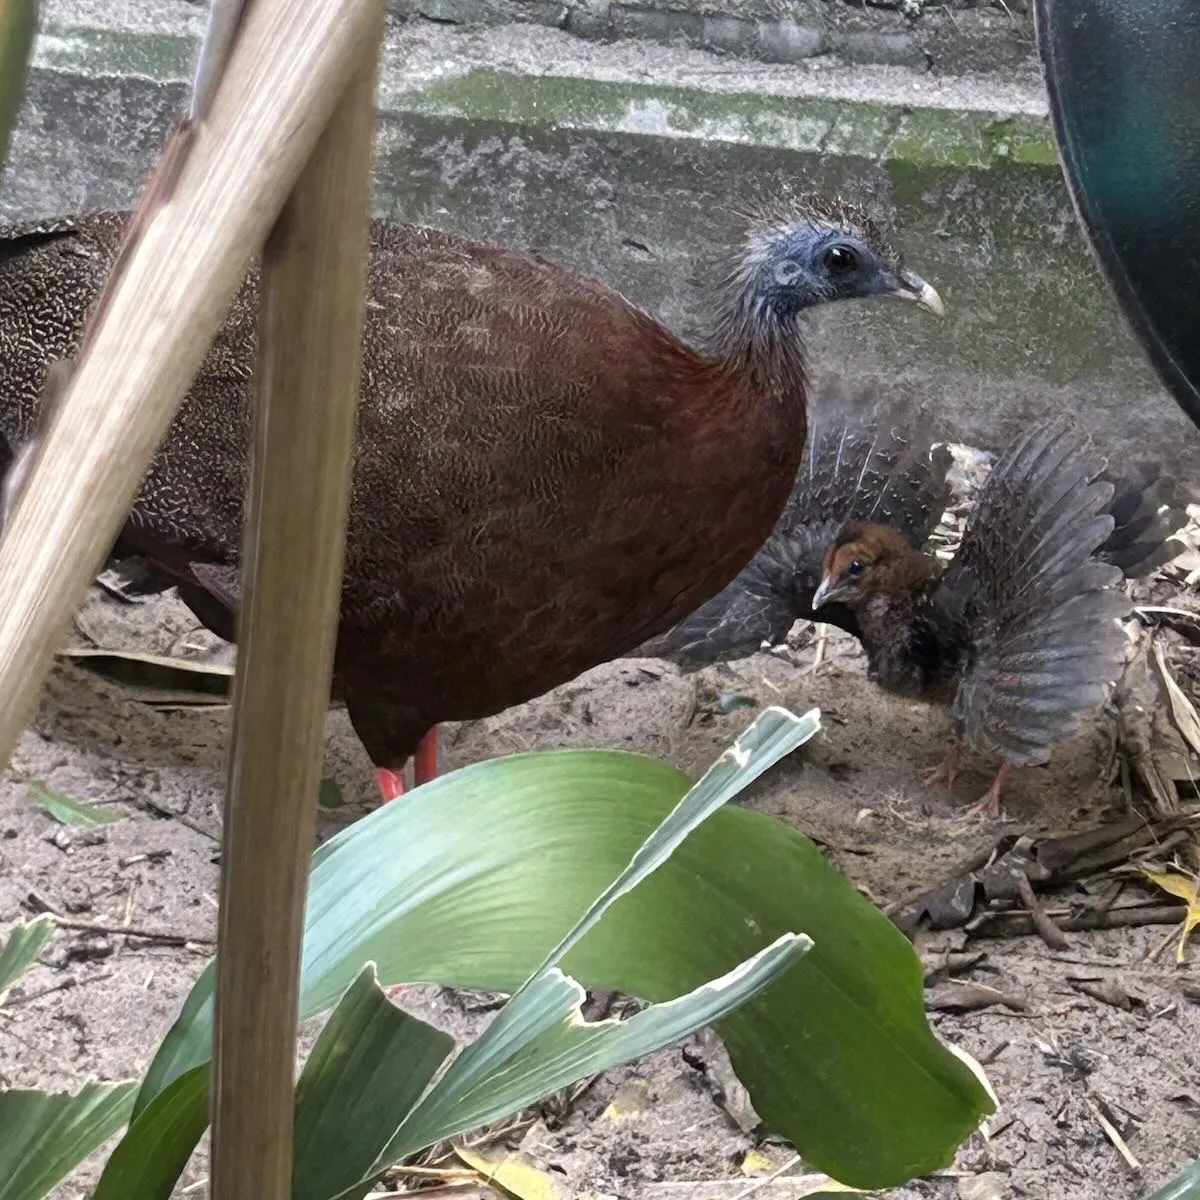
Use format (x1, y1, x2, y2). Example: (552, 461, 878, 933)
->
(398, 0, 1037, 73)
(6, 3, 1197, 488)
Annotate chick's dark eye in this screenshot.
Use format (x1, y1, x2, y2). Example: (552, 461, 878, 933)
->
(823, 245, 858, 275)
(846, 558, 864, 577)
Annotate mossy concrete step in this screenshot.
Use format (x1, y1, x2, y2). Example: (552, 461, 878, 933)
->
(4, 12, 1192, 484)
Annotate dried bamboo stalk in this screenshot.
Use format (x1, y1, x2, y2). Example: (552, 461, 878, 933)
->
(0, 0, 385, 772)
(209, 19, 385, 1199)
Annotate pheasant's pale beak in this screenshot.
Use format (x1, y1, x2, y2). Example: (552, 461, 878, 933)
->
(889, 271, 945, 317)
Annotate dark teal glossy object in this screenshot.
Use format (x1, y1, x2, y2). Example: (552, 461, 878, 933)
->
(1035, 0, 1200, 428)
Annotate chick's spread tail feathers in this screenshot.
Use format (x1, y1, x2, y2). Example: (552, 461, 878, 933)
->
(936, 418, 1129, 766)
(1096, 461, 1189, 577)
(639, 375, 952, 669)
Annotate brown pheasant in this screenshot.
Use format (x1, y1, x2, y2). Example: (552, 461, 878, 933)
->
(0, 201, 941, 800)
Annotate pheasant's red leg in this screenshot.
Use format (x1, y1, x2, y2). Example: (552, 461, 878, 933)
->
(377, 765, 410, 997)
(964, 761, 1010, 820)
(413, 727, 439, 787)
(375, 767, 406, 803)
(921, 743, 963, 790)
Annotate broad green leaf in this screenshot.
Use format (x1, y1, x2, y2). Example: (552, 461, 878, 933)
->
(133, 707, 991, 1190)
(91, 1068, 208, 1200)
(120, 710, 817, 1200)
(374, 711, 816, 1172)
(1146, 1162, 1200, 1200)
(525, 706, 820, 976)
(0, 915, 54, 1002)
(292, 964, 453, 1200)
(139, 708, 819, 1108)
(377, 935, 805, 1173)
(29, 781, 122, 826)
(0, 0, 38, 179)
(0, 1083, 136, 1200)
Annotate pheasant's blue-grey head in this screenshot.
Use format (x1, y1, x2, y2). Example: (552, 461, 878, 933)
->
(709, 196, 942, 370)
(751, 198, 943, 320)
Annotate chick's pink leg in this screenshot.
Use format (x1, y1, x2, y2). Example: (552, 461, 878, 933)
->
(964, 761, 1010, 820)
(921, 743, 963, 790)
(413, 727, 439, 787)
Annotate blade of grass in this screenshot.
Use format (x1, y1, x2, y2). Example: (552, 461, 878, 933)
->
(0, 915, 54, 1002)
(28, 781, 123, 826)
(0, 1083, 137, 1200)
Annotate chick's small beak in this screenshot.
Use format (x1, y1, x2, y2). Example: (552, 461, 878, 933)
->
(889, 271, 945, 318)
(812, 574, 838, 610)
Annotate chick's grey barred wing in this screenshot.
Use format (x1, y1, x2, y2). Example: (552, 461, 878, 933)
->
(933, 418, 1129, 766)
(638, 377, 951, 669)
(635, 519, 846, 670)
(1096, 460, 1191, 577)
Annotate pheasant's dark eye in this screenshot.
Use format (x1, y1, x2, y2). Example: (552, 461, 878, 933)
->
(846, 558, 865, 577)
(824, 245, 858, 275)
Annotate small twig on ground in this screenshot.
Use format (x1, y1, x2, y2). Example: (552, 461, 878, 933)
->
(1014, 871, 1070, 950)
(805, 623, 828, 673)
(1087, 1097, 1142, 1172)
(4, 971, 115, 1006)
(979, 1038, 1010, 1066)
(22, 895, 213, 945)
(130, 794, 221, 842)
(56, 916, 213, 946)
(387, 1166, 481, 1181)
(461, 1116, 539, 1150)
(1069, 978, 1140, 1012)
(926, 983, 1028, 1014)
(969, 904, 1187, 940)
(119, 849, 173, 868)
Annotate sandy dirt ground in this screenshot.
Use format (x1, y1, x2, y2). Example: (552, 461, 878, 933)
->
(2, 474, 1199, 1199)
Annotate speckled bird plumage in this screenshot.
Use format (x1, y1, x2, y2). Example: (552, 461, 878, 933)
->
(0, 204, 938, 779)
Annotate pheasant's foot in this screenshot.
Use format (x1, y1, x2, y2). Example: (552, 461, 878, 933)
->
(375, 767, 406, 804)
(413, 727, 439, 787)
(921, 744, 963, 791)
(963, 762, 1011, 820)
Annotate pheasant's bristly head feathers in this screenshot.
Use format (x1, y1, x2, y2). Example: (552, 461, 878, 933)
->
(709, 194, 943, 372)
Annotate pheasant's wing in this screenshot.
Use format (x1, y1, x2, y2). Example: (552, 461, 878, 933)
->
(643, 378, 951, 667)
(934, 418, 1128, 765)
(0, 217, 79, 267)
(1096, 461, 1190, 577)
(175, 562, 241, 644)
